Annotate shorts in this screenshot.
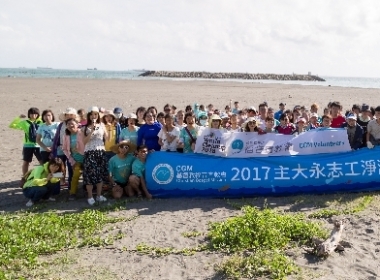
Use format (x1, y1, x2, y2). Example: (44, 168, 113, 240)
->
(22, 147, 42, 163)
(114, 181, 128, 188)
(40, 151, 51, 163)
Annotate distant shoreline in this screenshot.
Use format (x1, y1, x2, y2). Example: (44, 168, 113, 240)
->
(139, 70, 325, 82)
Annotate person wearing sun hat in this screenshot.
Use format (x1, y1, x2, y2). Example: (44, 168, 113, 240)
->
(197, 111, 209, 127)
(243, 117, 263, 133)
(102, 109, 122, 161)
(209, 114, 223, 129)
(293, 117, 308, 135)
(82, 106, 109, 206)
(51, 107, 78, 190)
(119, 113, 139, 149)
(108, 140, 136, 198)
(341, 113, 363, 150)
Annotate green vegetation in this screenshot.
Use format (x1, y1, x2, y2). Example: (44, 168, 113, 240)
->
(308, 195, 374, 218)
(0, 209, 133, 279)
(181, 231, 202, 238)
(209, 206, 327, 279)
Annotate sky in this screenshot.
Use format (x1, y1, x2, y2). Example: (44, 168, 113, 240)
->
(1, 0, 380, 77)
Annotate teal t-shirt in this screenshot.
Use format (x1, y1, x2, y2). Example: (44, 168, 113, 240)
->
(36, 122, 60, 151)
(132, 158, 145, 178)
(179, 126, 199, 153)
(109, 154, 135, 184)
(119, 127, 139, 146)
(70, 134, 84, 163)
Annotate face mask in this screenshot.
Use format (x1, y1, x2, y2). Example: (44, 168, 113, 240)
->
(114, 113, 122, 119)
(200, 119, 208, 126)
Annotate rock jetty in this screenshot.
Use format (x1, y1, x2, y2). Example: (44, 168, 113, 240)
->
(139, 71, 325, 82)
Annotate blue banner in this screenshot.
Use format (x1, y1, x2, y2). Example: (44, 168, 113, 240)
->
(146, 148, 380, 198)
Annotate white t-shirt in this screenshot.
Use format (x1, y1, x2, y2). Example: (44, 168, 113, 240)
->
(83, 123, 106, 152)
(158, 126, 180, 151)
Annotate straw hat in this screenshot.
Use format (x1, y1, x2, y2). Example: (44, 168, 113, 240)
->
(103, 110, 115, 118)
(58, 107, 77, 121)
(110, 140, 137, 154)
(126, 113, 137, 119)
(210, 114, 222, 121)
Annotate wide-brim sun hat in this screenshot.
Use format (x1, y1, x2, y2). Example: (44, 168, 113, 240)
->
(310, 113, 319, 118)
(210, 114, 222, 121)
(296, 117, 307, 123)
(103, 110, 115, 118)
(110, 140, 137, 154)
(126, 113, 137, 119)
(58, 107, 77, 121)
(88, 106, 100, 113)
(244, 117, 261, 126)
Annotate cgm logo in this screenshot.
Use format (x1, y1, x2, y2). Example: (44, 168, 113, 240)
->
(152, 164, 174, 184)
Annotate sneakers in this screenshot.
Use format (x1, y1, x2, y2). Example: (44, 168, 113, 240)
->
(96, 195, 107, 202)
(26, 200, 34, 207)
(88, 195, 107, 206)
(47, 197, 56, 202)
(87, 197, 96, 206)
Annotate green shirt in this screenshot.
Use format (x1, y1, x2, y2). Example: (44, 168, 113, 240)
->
(108, 154, 135, 184)
(9, 117, 43, 147)
(132, 158, 145, 178)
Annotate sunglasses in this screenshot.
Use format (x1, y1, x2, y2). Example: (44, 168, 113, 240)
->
(164, 109, 171, 112)
(248, 121, 256, 125)
(119, 145, 129, 149)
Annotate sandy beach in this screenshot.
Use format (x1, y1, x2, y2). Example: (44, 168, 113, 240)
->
(1, 78, 379, 279)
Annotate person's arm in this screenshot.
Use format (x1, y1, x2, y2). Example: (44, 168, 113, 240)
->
(9, 115, 27, 130)
(36, 134, 48, 150)
(103, 124, 110, 142)
(108, 159, 118, 186)
(137, 125, 144, 146)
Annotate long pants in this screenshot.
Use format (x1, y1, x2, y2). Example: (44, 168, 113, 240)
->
(70, 162, 83, 195)
(57, 154, 73, 190)
(23, 182, 55, 202)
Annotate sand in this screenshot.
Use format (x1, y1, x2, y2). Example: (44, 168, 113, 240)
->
(1, 78, 379, 279)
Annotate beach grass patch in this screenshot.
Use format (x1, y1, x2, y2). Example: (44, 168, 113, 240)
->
(208, 206, 327, 279)
(0, 208, 132, 279)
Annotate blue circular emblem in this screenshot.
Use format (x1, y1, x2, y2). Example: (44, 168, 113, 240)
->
(152, 164, 174, 184)
(231, 139, 244, 150)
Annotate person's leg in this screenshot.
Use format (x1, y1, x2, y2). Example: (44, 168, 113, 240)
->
(22, 147, 33, 175)
(33, 148, 43, 165)
(70, 163, 82, 195)
(29, 187, 48, 202)
(128, 175, 142, 196)
(40, 151, 50, 164)
(42, 182, 56, 200)
(57, 154, 68, 186)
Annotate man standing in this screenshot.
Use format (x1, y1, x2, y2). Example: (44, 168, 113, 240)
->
(330, 102, 346, 128)
(274, 103, 286, 120)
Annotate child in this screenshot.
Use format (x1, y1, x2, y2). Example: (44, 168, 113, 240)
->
(77, 109, 87, 126)
(22, 157, 65, 207)
(9, 107, 43, 175)
(126, 145, 152, 199)
(108, 141, 136, 198)
(36, 110, 60, 163)
(62, 118, 85, 200)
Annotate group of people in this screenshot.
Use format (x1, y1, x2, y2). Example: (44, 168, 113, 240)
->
(10, 100, 380, 207)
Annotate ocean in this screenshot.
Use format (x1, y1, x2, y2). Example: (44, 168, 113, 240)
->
(1, 68, 379, 89)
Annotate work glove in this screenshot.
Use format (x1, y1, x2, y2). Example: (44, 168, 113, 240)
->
(367, 141, 374, 149)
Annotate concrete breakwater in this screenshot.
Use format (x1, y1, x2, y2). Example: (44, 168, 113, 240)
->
(139, 71, 325, 82)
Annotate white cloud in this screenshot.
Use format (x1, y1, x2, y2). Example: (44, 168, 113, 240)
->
(1, 0, 380, 76)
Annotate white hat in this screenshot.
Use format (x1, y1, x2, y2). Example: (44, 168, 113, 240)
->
(244, 117, 262, 126)
(126, 113, 137, 119)
(248, 106, 257, 112)
(310, 113, 319, 118)
(347, 113, 357, 120)
(58, 107, 77, 121)
(103, 110, 115, 117)
(88, 106, 99, 113)
(296, 117, 307, 123)
(210, 114, 222, 121)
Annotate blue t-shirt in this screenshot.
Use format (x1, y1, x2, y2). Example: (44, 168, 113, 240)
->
(119, 127, 139, 146)
(132, 158, 145, 178)
(70, 134, 84, 163)
(36, 122, 60, 151)
(108, 154, 135, 184)
(137, 122, 162, 151)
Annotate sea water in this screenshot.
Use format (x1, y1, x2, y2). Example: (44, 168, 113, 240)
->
(1, 68, 379, 89)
